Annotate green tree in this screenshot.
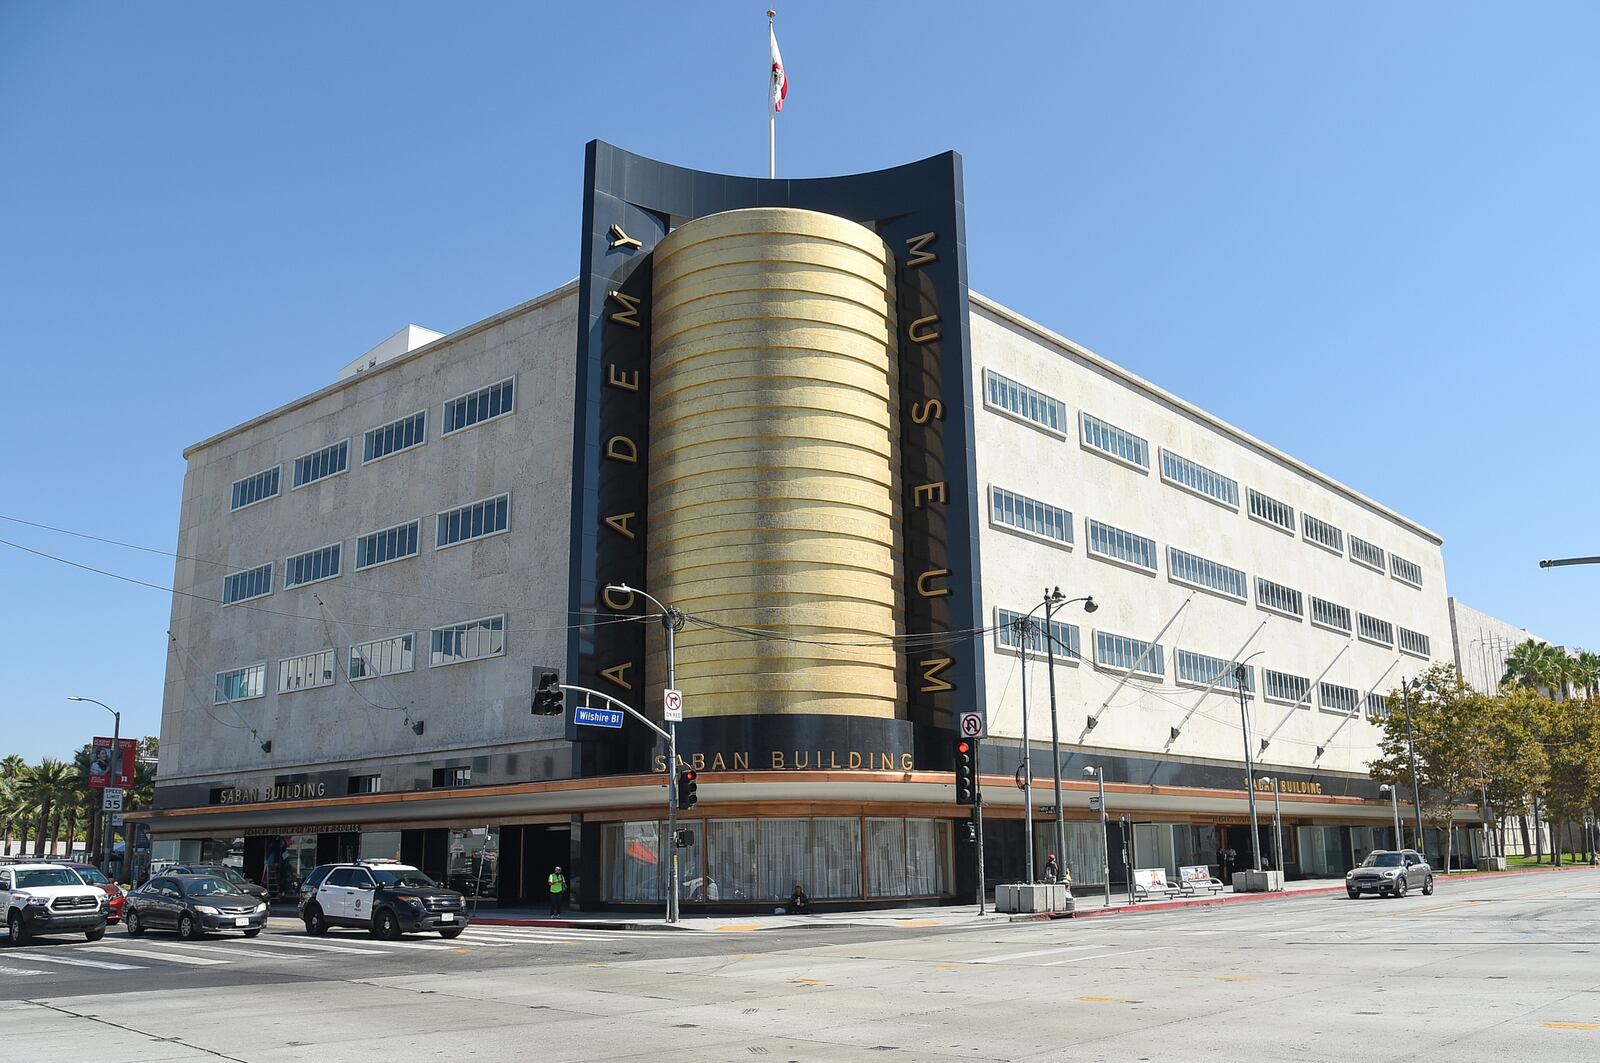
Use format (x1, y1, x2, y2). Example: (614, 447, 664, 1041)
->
(21, 759, 74, 857)
(1481, 686, 1550, 858)
(1536, 695, 1600, 865)
(1370, 664, 1492, 872)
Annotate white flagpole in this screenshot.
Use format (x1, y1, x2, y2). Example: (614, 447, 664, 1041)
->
(768, 10, 776, 178)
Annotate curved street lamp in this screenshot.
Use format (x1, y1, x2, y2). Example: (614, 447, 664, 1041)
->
(67, 696, 120, 876)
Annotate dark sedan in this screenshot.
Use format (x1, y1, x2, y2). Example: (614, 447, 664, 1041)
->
(165, 864, 269, 901)
(125, 874, 268, 939)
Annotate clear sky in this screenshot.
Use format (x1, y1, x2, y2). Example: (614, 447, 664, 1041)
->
(3, 2, 1597, 762)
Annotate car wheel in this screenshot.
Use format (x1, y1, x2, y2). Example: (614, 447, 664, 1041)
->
(1347, 887, 1360, 900)
(7, 912, 28, 946)
(1422, 875, 1434, 896)
(243, 928, 262, 938)
(373, 909, 402, 941)
(85, 926, 106, 942)
(1395, 876, 1408, 898)
(439, 928, 464, 939)
(303, 905, 328, 936)
(178, 914, 200, 940)
(125, 910, 145, 937)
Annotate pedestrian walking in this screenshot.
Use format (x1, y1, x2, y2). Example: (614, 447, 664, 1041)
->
(548, 865, 567, 916)
(1044, 854, 1060, 884)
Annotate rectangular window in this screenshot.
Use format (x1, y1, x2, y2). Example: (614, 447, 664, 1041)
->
(1350, 536, 1385, 572)
(278, 649, 336, 693)
(995, 608, 1081, 662)
(292, 440, 349, 488)
(222, 562, 273, 605)
(348, 774, 382, 795)
(354, 520, 421, 570)
(431, 767, 471, 789)
(982, 368, 1066, 435)
(1398, 626, 1431, 658)
(350, 633, 415, 680)
(989, 486, 1073, 547)
(1086, 518, 1158, 573)
(1159, 449, 1239, 509)
(1357, 613, 1394, 647)
(1366, 692, 1391, 720)
(1247, 488, 1295, 534)
(230, 466, 280, 511)
(430, 615, 505, 667)
(1255, 576, 1304, 619)
(1079, 412, 1149, 470)
(283, 543, 341, 589)
(436, 493, 510, 549)
(1310, 596, 1353, 635)
(1301, 513, 1344, 555)
(443, 377, 515, 435)
(362, 410, 427, 464)
(1175, 649, 1255, 693)
(1093, 630, 1165, 678)
(1167, 546, 1247, 601)
(1391, 554, 1423, 588)
(1263, 668, 1310, 705)
(214, 663, 266, 704)
(1320, 681, 1361, 715)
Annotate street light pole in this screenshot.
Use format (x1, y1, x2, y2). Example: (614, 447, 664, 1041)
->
(68, 696, 119, 878)
(1084, 766, 1109, 907)
(1041, 588, 1097, 886)
(1401, 676, 1425, 854)
(607, 584, 685, 923)
(1235, 664, 1262, 873)
(1017, 617, 1034, 883)
(1380, 784, 1401, 849)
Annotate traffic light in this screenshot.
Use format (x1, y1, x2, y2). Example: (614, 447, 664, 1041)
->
(676, 769, 699, 810)
(954, 738, 978, 804)
(532, 669, 564, 715)
(964, 821, 977, 843)
(674, 828, 695, 849)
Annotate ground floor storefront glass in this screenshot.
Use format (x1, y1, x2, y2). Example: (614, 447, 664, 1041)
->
(602, 817, 952, 904)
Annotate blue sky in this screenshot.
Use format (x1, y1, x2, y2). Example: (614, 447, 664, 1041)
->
(2, 2, 1597, 761)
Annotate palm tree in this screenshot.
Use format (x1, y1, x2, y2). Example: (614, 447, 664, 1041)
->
(0, 775, 26, 855)
(1, 754, 24, 781)
(21, 759, 74, 857)
(1571, 650, 1600, 699)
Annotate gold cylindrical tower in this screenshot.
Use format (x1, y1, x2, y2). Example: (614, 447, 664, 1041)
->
(648, 207, 902, 718)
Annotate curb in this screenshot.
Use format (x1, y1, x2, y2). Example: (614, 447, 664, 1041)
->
(472, 917, 676, 931)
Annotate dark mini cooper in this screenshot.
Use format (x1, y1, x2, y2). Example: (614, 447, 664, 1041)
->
(299, 860, 468, 939)
(124, 874, 269, 939)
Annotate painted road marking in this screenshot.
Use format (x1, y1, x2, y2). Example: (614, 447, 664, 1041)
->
(19, 954, 143, 971)
(0, 964, 44, 976)
(213, 936, 394, 955)
(715, 924, 761, 931)
(1044, 946, 1169, 967)
(974, 944, 1108, 965)
(1543, 1022, 1599, 1031)
(83, 946, 228, 966)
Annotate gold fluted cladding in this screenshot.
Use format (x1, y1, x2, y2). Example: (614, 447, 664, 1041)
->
(648, 207, 904, 719)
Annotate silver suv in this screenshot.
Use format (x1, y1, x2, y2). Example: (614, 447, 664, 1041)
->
(1346, 848, 1434, 899)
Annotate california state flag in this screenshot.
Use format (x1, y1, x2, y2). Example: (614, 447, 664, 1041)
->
(770, 25, 788, 112)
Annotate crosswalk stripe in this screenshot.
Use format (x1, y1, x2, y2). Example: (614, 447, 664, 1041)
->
(199, 936, 386, 955)
(129, 939, 309, 963)
(974, 944, 1108, 965)
(18, 953, 144, 971)
(0, 963, 45, 976)
(82, 946, 228, 966)
(1043, 945, 1169, 967)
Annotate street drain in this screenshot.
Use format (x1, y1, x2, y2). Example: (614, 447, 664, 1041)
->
(747, 1048, 770, 1056)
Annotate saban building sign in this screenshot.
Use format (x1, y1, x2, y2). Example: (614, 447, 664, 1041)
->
(566, 141, 984, 776)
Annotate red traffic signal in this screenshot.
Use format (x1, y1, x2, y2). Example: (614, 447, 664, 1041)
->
(676, 769, 699, 810)
(954, 737, 978, 805)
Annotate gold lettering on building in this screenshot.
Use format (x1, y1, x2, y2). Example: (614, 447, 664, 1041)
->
(691, 753, 706, 771)
(607, 223, 642, 250)
(601, 585, 635, 612)
(603, 512, 637, 540)
(905, 232, 937, 268)
(916, 568, 951, 598)
(771, 751, 786, 769)
(600, 661, 634, 690)
(910, 398, 944, 424)
(605, 435, 638, 463)
(734, 752, 749, 770)
(606, 364, 640, 391)
(608, 290, 642, 327)
(908, 314, 941, 344)
(913, 482, 947, 508)
(919, 656, 954, 693)
(711, 753, 726, 771)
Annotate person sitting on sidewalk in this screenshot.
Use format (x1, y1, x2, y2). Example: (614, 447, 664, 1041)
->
(1044, 854, 1060, 883)
(789, 883, 811, 914)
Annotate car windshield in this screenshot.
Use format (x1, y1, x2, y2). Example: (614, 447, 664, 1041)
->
(202, 866, 250, 886)
(183, 877, 242, 897)
(75, 867, 111, 886)
(1362, 853, 1405, 867)
(17, 868, 81, 888)
(371, 869, 438, 889)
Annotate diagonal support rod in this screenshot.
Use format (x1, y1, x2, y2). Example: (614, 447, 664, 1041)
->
(1080, 594, 1193, 740)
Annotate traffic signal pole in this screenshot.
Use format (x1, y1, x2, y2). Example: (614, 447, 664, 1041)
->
(664, 610, 680, 924)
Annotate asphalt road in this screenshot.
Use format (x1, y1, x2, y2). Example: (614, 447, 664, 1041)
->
(3, 868, 1598, 1061)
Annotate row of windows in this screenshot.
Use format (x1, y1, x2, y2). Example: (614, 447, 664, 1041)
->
(1174, 648, 1254, 693)
(1311, 596, 1352, 634)
(1398, 626, 1431, 658)
(228, 377, 516, 513)
(995, 608, 1083, 661)
(980, 367, 1427, 590)
(1080, 412, 1149, 470)
(990, 486, 1074, 547)
(1256, 577, 1304, 619)
(1168, 546, 1248, 602)
(1094, 630, 1165, 677)
(213, 616, 506, 704)
(1358, 613, 1394, 647)
(220, 494, 508, 606)
(1087, 518, 1158, 572)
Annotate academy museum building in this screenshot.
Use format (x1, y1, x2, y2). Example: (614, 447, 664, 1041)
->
(133, 143, 1457, 910)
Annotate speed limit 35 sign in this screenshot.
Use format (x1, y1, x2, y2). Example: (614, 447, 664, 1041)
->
(958, 712, 985, 739)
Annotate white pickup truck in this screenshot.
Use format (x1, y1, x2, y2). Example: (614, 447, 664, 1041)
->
(1, 862, 109, 944)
